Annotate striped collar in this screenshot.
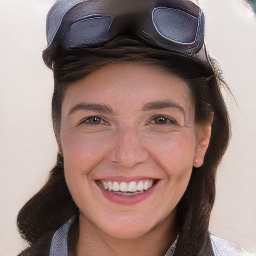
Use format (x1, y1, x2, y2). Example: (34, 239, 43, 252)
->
(49, 216, 177, 256)
(49, 216, 253, 256)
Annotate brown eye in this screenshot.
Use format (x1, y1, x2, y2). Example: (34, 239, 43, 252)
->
(155, 116, 168, 124)
(152, 115, 177, 125)
(80, 116, 108, 126)
(87, 117, 102, 124)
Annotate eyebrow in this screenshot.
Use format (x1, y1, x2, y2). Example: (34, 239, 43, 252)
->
(68, 100, 185, 116)
(68, 103, 114, 115)
(142, 100, 185, 115)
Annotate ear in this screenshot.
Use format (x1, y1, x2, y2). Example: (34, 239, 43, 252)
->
(193, 115, 213, 168)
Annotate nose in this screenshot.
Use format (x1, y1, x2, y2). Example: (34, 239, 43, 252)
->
(108, 127, 149, 168)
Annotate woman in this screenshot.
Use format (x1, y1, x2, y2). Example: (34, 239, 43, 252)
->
(17, 0, 253, 255)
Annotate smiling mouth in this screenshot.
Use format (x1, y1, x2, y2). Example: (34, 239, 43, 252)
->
(97, 179, 158, 196)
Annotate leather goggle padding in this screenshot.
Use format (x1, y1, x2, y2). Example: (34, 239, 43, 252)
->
(64, 16, 114, 48)
(153, 7, 199, 45)
(47, 0, 84, 46)
(47, 0, 200, 45)
(46, 0, 213, 76)
(47, 0, 203, 54)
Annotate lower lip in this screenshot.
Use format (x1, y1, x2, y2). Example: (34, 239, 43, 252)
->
(96, 181, 158, 205)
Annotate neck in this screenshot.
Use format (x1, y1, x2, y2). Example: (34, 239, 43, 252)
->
(73, 213, 179, 256)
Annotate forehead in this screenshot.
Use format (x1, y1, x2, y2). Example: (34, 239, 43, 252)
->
(64, 62, 191, 98)
(61, 62, 193, 115)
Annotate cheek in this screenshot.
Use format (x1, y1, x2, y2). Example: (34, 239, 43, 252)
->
(138, 132, 196, 217)
(154, 133, 196, 205)
(146, 131, 196, 177)
(60, 131, 112, 209)
(61, 131, 109, 176)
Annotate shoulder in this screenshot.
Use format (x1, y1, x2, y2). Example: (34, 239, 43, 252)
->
(18, 215, 77, 256)
(17, 231, 55, 256)
(210, 233, 255, 256)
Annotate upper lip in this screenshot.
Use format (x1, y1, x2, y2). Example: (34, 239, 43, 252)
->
(95, 176, 158, 183)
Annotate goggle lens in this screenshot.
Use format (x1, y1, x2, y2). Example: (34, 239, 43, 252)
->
(152, 7, 199, 45)
(65, 16, 113, 48)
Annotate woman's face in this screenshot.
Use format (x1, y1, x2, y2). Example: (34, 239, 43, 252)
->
(60, 62, 211, 239)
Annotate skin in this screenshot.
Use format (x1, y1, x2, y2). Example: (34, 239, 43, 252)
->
(60, 62, 212, 256)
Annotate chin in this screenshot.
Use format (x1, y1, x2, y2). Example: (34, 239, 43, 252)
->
(102, 224, 153, 240)
(90, 214, 157, 240)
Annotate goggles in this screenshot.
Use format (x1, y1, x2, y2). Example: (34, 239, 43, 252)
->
(46, 0, 213, 74)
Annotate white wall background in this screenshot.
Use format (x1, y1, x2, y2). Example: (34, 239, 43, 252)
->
(0, 0, 255, 255)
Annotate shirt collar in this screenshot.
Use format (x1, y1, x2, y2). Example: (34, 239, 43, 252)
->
(49, 216, 177, 256)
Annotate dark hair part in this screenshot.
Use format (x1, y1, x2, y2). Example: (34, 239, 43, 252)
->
(17, 36, 230, 255)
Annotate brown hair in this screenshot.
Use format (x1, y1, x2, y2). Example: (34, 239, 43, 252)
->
(17, 35, 230, 255)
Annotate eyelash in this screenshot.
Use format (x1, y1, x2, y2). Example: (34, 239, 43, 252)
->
(79, 116, 109, 126)
(79, 115, 177, 127)
(149, 115, 178, 126)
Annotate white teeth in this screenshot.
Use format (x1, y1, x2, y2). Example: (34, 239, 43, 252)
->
(128, 181, 137, 192)
(107, 181, 112, 191)
(103, 181, 108, 190)
(112, 182, 119, 192)
(143, 181, 149, 190)
(99, 180, 156, 193)
(120, 182, 128, 192)
(137, 181, 144, 191)
(148, 180, 153, 189)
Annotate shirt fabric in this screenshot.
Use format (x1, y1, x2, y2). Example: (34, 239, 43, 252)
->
(48, 216, 254, 256)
